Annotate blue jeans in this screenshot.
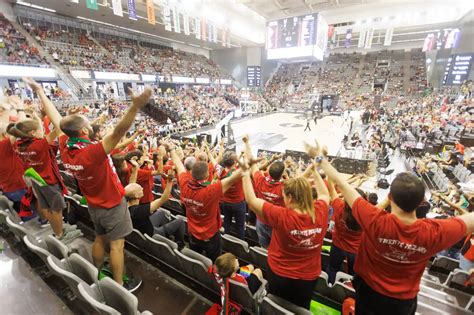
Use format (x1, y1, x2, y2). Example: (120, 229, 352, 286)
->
(220, 201, 246, 240)
(256, 219, 272, 248)
(327, 243, 356, 284)
(4, 188, 27, 213)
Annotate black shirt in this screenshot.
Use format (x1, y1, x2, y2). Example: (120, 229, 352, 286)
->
(128, 203, 153, 236)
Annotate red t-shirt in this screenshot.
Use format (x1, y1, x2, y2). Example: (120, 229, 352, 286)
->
(59, 135, 124, 209)
(352, 197, 467, 299)
(178, 172, 223, 240)
(331, 198, 362, 254)
(217, 166, 244, 203)
(0, 138, 26, 192)
(262, 200, 329, 280)
(14, 138, 59, 185)
(137, 168, 154, 204)
(253, 171, 284, 207)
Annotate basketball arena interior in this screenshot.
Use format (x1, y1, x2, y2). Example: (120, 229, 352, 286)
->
(0, 0, 473, 314)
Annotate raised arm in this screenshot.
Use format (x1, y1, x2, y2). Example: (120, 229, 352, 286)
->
(459, 212, 474, 234)
(311, 164, 330, 205)
(306, 140, 361, 208)
(23, 77, 63, 136)
(327, 177, 339, 202)
(161, 141, 185, 175)
(150, 170, 175, 212)
(242, 134, 259, 176)
(240, 161, 265, 217)
(221, 168, 243, 194)
(116, 129, 145, 150)
(129, 159, 139, 184)
(102, 88, 152, 154)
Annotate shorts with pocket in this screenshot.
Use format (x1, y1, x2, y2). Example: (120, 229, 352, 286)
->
(88, 198, 133, 241)
(31, 182, 66, 211)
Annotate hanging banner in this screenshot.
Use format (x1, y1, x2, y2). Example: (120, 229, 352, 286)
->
(146, 0, 155, 25)
(384, 28, 394, 46)
(201, 18, 207, 41)
(328, 25, 335, 40)
(358, 29, 366, 48)
(127, 0, 137, 20)
(183, 13, 190, 35)
(195, 17, 201, 40)
(163, 6, 172, 31)
(365, 28, 374, 49)
(111, 0, 123, 17)
(86, 0, 98, 10)
(221, 29, 226, 47)
(344, 29, 352, 48)
(173, 8, 180, 33)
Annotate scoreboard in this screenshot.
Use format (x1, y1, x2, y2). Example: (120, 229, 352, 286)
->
(266, 13, 328, 60)
(247, 66, 261, 87)
(443, 54, 473, 85)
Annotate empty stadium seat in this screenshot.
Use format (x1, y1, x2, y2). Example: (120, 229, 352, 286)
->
(429, 256, 460, 274)
(335, 271, 353, 284)
(228, 277, 267, 314)
(175, 248, 218, 291)
(125, 229, 148, 249)
(45, 235, 70, 259)
(23, 235, 51, 265)
(260, 294, 313, 315)
(330, 282, 356, 304)
(249, 246, 268, 271)
(444, 269, 474, 294)
(245, 224, 258, 243)
(222, 234, 252, 262)
(77, 277, 152, 315)
(144, 234, 180, 268)
(314, 271, 331, 298)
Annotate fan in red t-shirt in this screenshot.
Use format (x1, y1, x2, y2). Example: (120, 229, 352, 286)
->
(240, 154, 330, 310)
(327, 179, 367, 284)
(307, 139, 474, 315)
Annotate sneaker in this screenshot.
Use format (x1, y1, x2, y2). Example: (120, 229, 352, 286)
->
(123, 277, 142, 293)
(63, 224, 78, 233)
(57, 229, 83, 243)
(98, 265, 129, 283)
(38, 218, 50, 228)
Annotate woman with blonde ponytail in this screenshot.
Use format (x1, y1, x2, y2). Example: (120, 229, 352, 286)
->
(241, 156, 330, 310)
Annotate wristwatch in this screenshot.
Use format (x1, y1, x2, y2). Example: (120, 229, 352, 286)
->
(315, 155, 325, 164)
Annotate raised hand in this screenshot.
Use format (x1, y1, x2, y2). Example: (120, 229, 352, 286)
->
(304, 139, 323, 158)
(129, 87, 153, 110)
(22, 77, 42, 92)
(242, 134, 249, 143)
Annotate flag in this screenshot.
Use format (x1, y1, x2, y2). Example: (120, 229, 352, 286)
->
(195, 17, 201, 39)
(111, 0, 123, 17)
(127, 0, 137, 20)
(146, 0, 155, 25)
(358, 29, 366, 48)
(365, 28, 374, 49)
(86, 0, 98, 10)
(163, 6, 172, 31)
(183, 13, 190, 35)
(384, 28, 394, 46)
(173, 7, 180, 33)
(344, 29, 352, 48)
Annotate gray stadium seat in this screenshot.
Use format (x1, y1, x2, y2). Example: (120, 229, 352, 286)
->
(245, 224, 258, 242)
(222, 234, 251, 262)
(144, 233, 180, 268)
(125, 229, 148, 249)
(330, 282, 356, 304)
(176, 248, 218, 291)
(335, 271, 353, 284)
(249, 246, 268, 271)
(444, 269, 474, 294)
(5, 215, 29, 240)
(314, 271, 331, 298)
(46, 255, 87, 298)
(260, 294, 313, 315)
(228, 277, 267, 314)
(430, 256, 460, 274)
(68, 253, 98, 286)
(23, 234, 50, 265)
(45, 235, 70, 259)
(78, 277, 153, 315)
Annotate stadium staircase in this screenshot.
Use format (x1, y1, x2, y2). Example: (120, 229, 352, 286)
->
(87, 34, 113, 58)
(9, 19, 83, 100)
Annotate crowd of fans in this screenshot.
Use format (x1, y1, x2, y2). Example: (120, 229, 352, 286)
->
(1, 73, 473, 314)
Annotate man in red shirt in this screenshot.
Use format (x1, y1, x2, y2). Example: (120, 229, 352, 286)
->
(59, 87, 152, 291)
(307, 140, 474, 315)
(217, 151, 247, 239)
(162, 141, 243, 261)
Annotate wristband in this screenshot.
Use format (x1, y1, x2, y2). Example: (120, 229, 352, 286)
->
(315, 155, 325, 164)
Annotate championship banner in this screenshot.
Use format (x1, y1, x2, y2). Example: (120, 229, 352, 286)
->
(344, 29, 352, 48)
(173, 8, 180, 33)
(163, 6, 172, 31)
(111, 0, 123, 17)
(127, 0, 137, 20)
(195, 17, 201, 39)
(183, 13, 190, 35)
(358, 29, 366, 48)
(384, 27, 394, 46)
(86, 0, 98, 10)
(365, 28, 374, 49)
(201, 18, 207, 41)
(146, 0, 155, 25)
